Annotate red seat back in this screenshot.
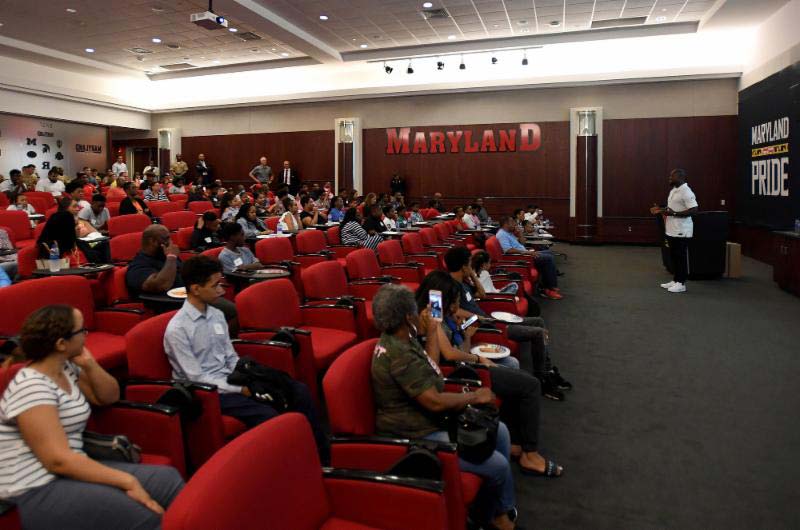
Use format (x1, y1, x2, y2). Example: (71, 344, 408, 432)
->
(107, 265, 134, 306)
(0, 210, 32, 242)
(107, 202, 121, 217)
(22, 191, 56, 208)
(188, 201, 214, 214)
(161, 211, 197, 232)
(345, 248, 381, 280)
(162, 413, 331, 530)
(296, 230, 327, 254)
(235, 279, 302, 329)
(401, 232, 426, 254)
(323, 339, 379, 435)
(255, 237, 294, 263)
(0, 277, 96, 338)
(0, 364, 24, 393)
(420, 228, 439, 246)
(107, 214, 151, 237)
(326, 225, 341, 245)
(264, 216, 279, 231)
(16, 244, 39, 278)
(302, 261, 348, 298)
(434, 223, 449, 241)
(33, 223, 46, 240)
(201, 246, 224, 259)
(377, 240, 405, 265)
(485, 236, 503, 261)
(174, 227, 194, 250)
(26, 196, 51, 215)
(110, 232, 142, 263)
(0, 194, 8, 208)
(148, 201, 182, 218)
(125, 311, 177, 379)
(168, 194, 188, 203)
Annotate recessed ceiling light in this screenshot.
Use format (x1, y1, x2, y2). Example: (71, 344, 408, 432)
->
(85, 48, 95, 53)
(66, 8, 77, 13)
(655, 16, 667, 22)
(319, 15, 328, 20)
(229, 27, 238, 32)
(423, 2, 433, 8)
(271, 48, 276, 51)
(661, 8, 667, 12)
(212, 60, 221, 64)
(492, 23, 499, 28)
(151, 37, 162, 43)
(549, 20, 561, 27)
(351, 38, 357, 41)
(359, 43, 368, 48)
(447, 34, 456, 40)
(281, 52, 289, 57)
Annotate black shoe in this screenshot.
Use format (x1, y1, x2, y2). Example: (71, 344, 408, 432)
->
(541, 378, 565, 401)
(548, 366, 572, 391)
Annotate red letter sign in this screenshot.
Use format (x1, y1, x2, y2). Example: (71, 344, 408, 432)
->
(386, 128, 411, 154)
(519, 123, 541, 152)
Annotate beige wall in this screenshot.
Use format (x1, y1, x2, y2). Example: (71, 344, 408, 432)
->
(740, 0, 800, 90)
(117, 77, 738, 139)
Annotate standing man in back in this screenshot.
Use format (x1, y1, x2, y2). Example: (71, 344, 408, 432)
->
(650, 168, 699, 293)
(170, 154, 189, 183)
(248, 156, 273, 190)
(195, 154, 213, 186)
(279, 160, 300, 195)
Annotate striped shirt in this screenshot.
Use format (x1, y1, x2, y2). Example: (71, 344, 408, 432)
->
(0, 363, 90, 498)
(341, 221, 382, 250)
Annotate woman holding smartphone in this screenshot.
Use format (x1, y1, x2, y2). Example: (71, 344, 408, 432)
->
(416, 272, 563, 479)
(370, 284, 521, 530)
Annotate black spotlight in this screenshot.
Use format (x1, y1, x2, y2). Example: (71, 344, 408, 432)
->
(384, 63, 393, 74)
(437, 61, 444, 70)
(491, 56, 498, 65)
(522, 57, 528, 66)
(407, 63, 414, 74)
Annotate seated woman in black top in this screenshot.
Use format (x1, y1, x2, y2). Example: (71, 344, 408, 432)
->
(190, 211, 222, 251)
(37, 211, 90, 267)
(362, 204, 385, 236)
(119, 182, 152, 217)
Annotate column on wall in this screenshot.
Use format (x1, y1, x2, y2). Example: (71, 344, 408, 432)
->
(158, 128, 182, 174)
(569, 107, 603, 242)
(334, 118, 361, 193)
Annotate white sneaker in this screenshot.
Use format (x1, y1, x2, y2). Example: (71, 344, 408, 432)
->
(660, 281, 676, 289)
(667, 283, 686, 293)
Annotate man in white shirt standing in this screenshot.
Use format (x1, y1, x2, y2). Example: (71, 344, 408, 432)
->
(34, 168, 66, 197)
(650, 168, 699, 293)
(111, 155, 128, 176)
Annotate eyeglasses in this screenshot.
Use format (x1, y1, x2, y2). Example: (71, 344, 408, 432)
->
(64, 328, 89, 339)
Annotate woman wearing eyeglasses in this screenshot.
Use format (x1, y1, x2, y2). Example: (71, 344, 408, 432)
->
(0, 305, 184, 529)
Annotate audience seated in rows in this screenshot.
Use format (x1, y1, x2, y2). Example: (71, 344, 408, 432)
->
(218, 223, 263, 274)
(119, 182, 151, 217)
(235, 203, 271, 238)
(190, 212, 222, 251)
(78, 194, 111, 233)
(340, 207, 383, 250)
(496, 216, 561, 299)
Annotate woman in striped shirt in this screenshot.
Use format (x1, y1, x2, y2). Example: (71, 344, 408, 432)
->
(0, 305, 184, 529)
(340, 207, 383, 250)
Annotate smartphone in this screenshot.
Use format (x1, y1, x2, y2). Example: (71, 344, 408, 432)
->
(428, 290, 443, 320)
(461, 314, 479, 330)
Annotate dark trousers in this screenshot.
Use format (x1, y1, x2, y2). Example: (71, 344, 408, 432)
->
(488, 365, 541, 452)
(533, 250, 558, 289)
(667, 236, 690, 284)
(219, 380, 329, 462)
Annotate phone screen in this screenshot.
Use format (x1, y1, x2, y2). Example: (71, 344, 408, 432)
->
(429, 290, 443, 320)
(461, 314, 478, 330)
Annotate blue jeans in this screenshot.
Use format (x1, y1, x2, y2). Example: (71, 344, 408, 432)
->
(495, 355, 520, 370)
(499, 282, 518, 295)
(533, 249, 558, 289)
(425, 421, 515, 518)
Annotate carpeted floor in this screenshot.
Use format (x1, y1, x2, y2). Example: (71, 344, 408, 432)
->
(514, 244, 800, 530)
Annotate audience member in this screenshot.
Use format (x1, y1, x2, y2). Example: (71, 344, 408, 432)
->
(235, 204, 271, 238)
(163, 256, 326, 456)
(328, 197, 345, 222)
(37, 211, 89, 266)
(252, 191, 269, 217)
(142, 160, 160, 178)
(218, 223, 262, 274)
(474, 198, 490, 224)
(64, 181, 91, 213)
(106, 179, 127, 201)
(362, 204, 385, 236)
(168, 178, 186, 194)
(471, 250, 518, 295)
(409, 202, 424, 224)
(143, 182, 168, 202)
(0, 228, 17, 280)
(111, 155, 128, 176)
(278, 197, 302, 232)
(219, 193, 242, 222)
(195, 154, 213, 186)
(340, 208, 382, 250)
(78, 194, 110, 233)
(381, 206, 397, 231)
(0, 305, 184, 529)
(395, 205, 409, 228)
(370, 283, 520, 530)
(7, 194, 37, 227)
(495, 216, 561, 299)
(119, 182, 151, 217)
(248, 156, 273, 188)
(190, 212, 222, 251)
(0, 169, 27, 199)
(170, 154, 189, 181)
(34, 169, 65, 197)
(299, 196, 326, 227)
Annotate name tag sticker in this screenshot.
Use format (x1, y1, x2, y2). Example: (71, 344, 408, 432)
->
(233, 257, 243, 267)
(204, 237, 212, 243)
(213, 323, 225, 335)
(466, 292, 473, 302)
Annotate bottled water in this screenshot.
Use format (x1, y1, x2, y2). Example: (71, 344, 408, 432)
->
(49, 242, 61, 272)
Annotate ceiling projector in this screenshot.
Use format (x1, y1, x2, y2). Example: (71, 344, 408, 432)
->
(190, 11, 228, 30)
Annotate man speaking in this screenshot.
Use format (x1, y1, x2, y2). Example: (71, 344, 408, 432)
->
(650, 169, 699, 293)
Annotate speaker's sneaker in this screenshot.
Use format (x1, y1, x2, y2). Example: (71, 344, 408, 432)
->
(667, 283, 686, 293)
(660, 281, 676, 289)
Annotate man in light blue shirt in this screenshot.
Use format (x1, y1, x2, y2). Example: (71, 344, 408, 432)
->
(164, 255, 328, 457)
(496, 216, 562, 299)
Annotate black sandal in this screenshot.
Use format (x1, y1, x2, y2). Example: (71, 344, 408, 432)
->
(519, 459, 563, 478)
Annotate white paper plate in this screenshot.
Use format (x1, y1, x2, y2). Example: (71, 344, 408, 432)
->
(167, 287, 187, 299)
(470, 344, 511, 359)
(491, 311, 523, 323)
(256, 233, 293, 239)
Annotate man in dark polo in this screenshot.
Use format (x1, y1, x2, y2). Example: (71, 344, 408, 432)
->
(126, 225, 238, 334)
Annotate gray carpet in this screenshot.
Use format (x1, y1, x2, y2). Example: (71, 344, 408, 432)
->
(514, 244, 800, 529)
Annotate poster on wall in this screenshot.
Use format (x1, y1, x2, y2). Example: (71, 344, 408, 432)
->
(0, 114, 106, 180)
(737, 62, 800, 229)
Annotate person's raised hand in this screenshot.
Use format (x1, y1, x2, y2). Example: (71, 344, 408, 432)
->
(163, 241, 180, 257)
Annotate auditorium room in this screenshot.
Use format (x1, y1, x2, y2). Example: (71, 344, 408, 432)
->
(1, 0, 799, 528)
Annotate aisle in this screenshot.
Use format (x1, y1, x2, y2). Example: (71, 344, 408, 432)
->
(513, 244, 800, 530)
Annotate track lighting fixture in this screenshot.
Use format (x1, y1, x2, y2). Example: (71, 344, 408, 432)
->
(407, 61, 414, 74)
(459, 55, 465, 70)
(491, 56, 498, 65)
(522, 51, 528, 66)
(436, 60, 444, 70)
(384, 62, 393, 74)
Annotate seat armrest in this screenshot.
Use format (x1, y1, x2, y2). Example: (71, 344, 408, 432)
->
(442, 377, 483, 387)
(232, 339, 295, 376)
(94, 309, 145, 336)
(405, 252, 438, 258)
(330, 435, 457, 453)
(323, 467, 445, 493)
(350, 276, 396, 284)
(300, 306, 358, 334)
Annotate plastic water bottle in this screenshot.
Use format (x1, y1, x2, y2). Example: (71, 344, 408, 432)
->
(794, 219, 800, 235)
(49, 242, 61, 272)
(277, 222, 285, 235)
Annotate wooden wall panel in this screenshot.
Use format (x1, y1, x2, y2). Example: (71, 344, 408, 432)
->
(362, 121, 570, 237)
(602, 115, 738, 243)
(180, 130, 335, 188)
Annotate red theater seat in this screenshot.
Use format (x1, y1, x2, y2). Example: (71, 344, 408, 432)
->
(163, 413, 448, 530)
(168, 193, 188, 203)
(110, 232, 142, 264)
(345, 248, 422, 291)
(188, 201, 215, 215)
(148, 201, 183, 218)
(0, 276, 143, 371)
(108, 214, 152, 237)
(400, 232, 443, 273)
(161, 211, 197, 232)
(0, 210, 35, 248)
(485, 236, 537, 296)
(295, 230, 338, 267)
